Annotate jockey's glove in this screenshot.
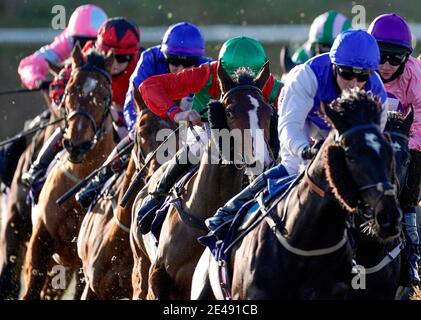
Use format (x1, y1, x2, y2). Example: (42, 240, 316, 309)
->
(301, 140, 324, 160)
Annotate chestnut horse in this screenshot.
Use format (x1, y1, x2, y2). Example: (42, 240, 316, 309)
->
(0, 104, 63, 299)
(21, 46, 115, 299)
(77, 96, 176, 300)
(193, 89, 402, 299)
(130, 62, 276, 299)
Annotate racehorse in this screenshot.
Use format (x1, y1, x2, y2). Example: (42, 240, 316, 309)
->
(130, 61, 277, 299)
(0, 99, 63, 299)
(192, 89, 402, 299)
(77, 94, 176, 300)
(349, 110, 413, 300)
(21, 45, 115, 299)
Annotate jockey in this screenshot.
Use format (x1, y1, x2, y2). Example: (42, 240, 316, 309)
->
(206, 30, 387, 234)
(0, 5, 107, 189)
(74, 22, 211, 208)
(290, 10, 352, 66)
(18, 4, 108, 90)
(135, 36, 284, 234)
(22, 17, 142, 188)
(368, 13, 421, 286)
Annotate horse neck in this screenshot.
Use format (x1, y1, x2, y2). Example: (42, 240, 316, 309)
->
(67, 117, 115, 177)
(186, 145, 245, 219)
(286, 148, 348, 250)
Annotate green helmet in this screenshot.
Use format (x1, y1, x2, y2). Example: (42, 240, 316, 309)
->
(309, 10, 352, 46)
(218, 36, 267, 76)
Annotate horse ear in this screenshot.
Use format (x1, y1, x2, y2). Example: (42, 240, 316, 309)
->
(323, 145, 359, 212)
(217, 61, 234, 95)
(71, 43, 84, 69)
(403, 105, 414, 135)
(104, 50, 114, 74)
(268, 107, 280, 159)
(133, 86, 147, 112)
(254, 61, 270, 91)
(208, 101, 228, 130)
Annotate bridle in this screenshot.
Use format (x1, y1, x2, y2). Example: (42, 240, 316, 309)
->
(306, 123, 397, 217)
(221, 84, 263, 104)
(219, 84, 274, 170)
(62, 64, 113, 155)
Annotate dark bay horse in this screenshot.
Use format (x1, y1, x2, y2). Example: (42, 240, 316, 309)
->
(193, 89, 402, 300)
(349, 110, 413, 300)
(77, 98, 175, 300)
(130, 61, 276, 299)
(21, 46, 115, 299)
(0, 97, 63, 299)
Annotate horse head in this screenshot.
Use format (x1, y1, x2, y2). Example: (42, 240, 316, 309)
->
(322, 88, 402, 241)
(208, 61, 277, 175)
(62, 44, 114, 163)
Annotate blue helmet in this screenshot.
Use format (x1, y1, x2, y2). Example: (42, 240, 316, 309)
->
(161, 22, 205, 57)
(330, 29, 380, 71)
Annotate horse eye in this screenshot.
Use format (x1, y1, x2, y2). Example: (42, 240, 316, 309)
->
(226, 110, 234, 120)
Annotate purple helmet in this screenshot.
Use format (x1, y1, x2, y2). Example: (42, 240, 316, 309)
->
(368, 13, 413, 52)
(161, 22, 205, 57)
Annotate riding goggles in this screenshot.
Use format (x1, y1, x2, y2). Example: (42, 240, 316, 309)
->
(165, 54, 199, 68)
(115, 54, 132, 63)
(379, 52, 408, 66)
(335, 65, 371, 82)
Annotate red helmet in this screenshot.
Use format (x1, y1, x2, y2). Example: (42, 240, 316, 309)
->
(96, 17, 140, 55)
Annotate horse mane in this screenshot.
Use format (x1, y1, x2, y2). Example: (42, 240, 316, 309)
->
(322, 141, 359, 212)
(327, 88, 383, 126)
(231, 67, 255, 85)
(84, 48, 107, 70)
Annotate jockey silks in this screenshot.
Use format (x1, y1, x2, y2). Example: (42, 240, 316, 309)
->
(278, 53, 387, 175)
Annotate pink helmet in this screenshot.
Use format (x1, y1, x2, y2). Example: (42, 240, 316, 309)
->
(67, 4, 108, 38)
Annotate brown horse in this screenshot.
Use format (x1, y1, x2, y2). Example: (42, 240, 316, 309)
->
(193, 89, 402, 299)
(77, 96, 176, 300)
(21, 46, 115, 299)
(0, 98, 63, 299)
(130, 62, 276, 299)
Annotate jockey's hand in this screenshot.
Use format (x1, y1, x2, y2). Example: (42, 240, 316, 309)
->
(173, 110, 203, 126)
(301, 140, 324, 160)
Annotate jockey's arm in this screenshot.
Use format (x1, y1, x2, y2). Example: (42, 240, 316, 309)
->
(278, 64, 318, 159)
(139, 64, 211, 121)
(407, 63, 421, 151)
(18, 30, 72, 90)
(123, 50, 159, 131)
